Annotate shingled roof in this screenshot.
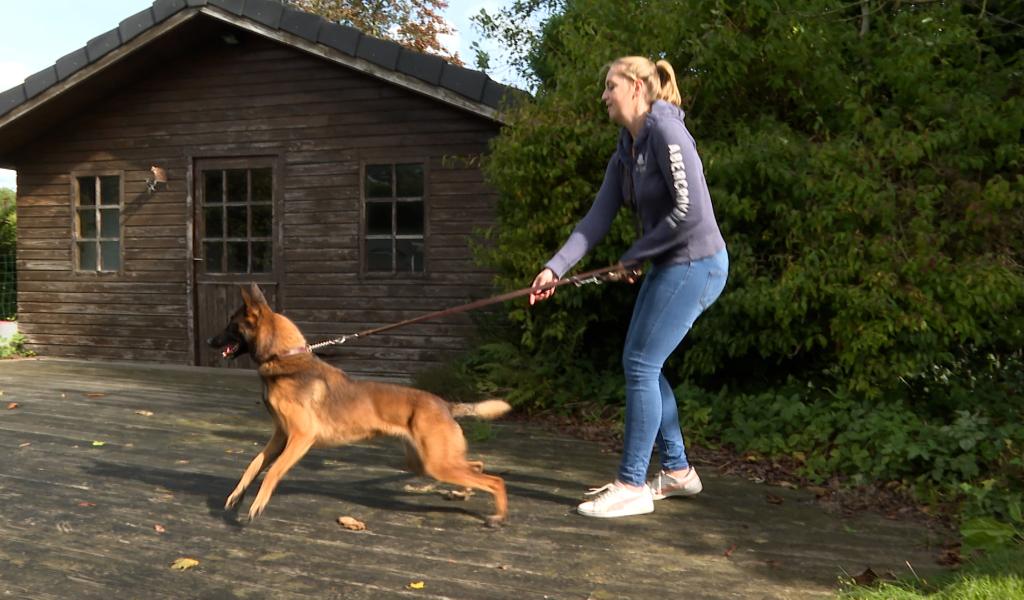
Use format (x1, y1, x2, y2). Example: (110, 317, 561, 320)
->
(0, 0, 522, 127)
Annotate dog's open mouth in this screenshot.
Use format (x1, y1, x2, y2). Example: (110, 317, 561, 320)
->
(221, 343, 240, 358)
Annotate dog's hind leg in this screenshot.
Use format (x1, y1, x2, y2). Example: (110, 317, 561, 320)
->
(226, 428, 285, 510)
(246, 433, 315, 521)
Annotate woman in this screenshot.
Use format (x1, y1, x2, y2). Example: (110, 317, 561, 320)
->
(529, 56, 728, 518)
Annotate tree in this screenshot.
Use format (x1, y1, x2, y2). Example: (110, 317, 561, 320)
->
(288, 0, 463, 65)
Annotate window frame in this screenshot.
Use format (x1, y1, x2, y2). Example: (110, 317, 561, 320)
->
(360, 161, 428, 277)
(70, 171, 124, 275)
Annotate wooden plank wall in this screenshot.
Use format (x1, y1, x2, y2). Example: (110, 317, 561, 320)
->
(14, 34, 500, 378)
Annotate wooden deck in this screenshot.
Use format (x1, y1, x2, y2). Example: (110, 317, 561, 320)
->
(0, 359, 947, 599)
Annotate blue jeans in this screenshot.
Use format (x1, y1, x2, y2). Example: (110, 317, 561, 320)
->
(618, 248, 728, 486)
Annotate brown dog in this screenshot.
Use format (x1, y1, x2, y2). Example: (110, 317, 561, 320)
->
(208, 284, 511, 526)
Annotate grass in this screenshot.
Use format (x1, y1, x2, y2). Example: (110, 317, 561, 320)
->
(837, 544, 1024, 599)
(0, 333, 32, 359)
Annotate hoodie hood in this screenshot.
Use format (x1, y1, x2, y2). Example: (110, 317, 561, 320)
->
(616, 100, 688, 163)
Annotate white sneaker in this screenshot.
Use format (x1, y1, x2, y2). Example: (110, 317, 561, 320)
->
(648, 467, 703, 500)
(576, 482, 655, 518)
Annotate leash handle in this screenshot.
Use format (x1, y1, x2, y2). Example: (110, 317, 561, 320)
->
(308, 262, 641, 351)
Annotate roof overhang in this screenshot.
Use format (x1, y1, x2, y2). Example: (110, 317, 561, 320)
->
(0, 0, 523, 169)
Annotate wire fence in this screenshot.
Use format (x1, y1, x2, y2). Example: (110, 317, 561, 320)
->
(0, 253, 15, 320)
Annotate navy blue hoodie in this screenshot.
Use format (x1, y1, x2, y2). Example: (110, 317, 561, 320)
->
(545, 100, 726, 278)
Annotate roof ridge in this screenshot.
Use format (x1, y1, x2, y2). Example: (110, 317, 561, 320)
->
(0, 0, 525, 122)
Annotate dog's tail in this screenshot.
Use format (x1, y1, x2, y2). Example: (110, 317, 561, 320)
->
(449, 399, 511, 420)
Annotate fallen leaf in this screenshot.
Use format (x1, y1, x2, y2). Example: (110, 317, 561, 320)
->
(440, 488, 474, 501)
(937, 548, 962, 566)
(765, 493, 784, 505)
(84, 392, 106, 398)
(852, 567, 878, 586)
(7, 402, 18, 409)
(77, 501, 96, 507)
(497, 564, 510, 570)
(764, 559, 781, 568)
(154, 524, 166, 534)
(403, 483, 437, 493)
(776, 480, 797, 489)
(91, 441, 106, 447)
(19, 442, 30, 448)
(337, 516, 366, 531)
(808, 486, 829, 496)
(170, 557, 199, 571)
(176, 459, 190, 465)
(723, 544, 737, 558)
(407, 581, 425, 590)
(135, 410, 154, 417)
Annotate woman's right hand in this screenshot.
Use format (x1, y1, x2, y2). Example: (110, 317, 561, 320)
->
(529, 268, 557, 305)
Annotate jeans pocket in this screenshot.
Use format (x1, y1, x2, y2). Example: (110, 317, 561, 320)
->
(698, 269, 727, 311)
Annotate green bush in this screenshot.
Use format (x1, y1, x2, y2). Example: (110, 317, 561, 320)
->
(468, 0, 1024, 527)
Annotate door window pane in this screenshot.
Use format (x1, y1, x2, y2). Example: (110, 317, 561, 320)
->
(251, 205, 272, 237)
(226, 169, 247, 203)
(204, 171, 223, 204)
(227, 241, 248, 272)
(204, 207, 223, 238)
(226, 206, 247, 238)
(252, 242, 272, 273)
(204, 241, 223, 273)
(251, 168, 272, 203)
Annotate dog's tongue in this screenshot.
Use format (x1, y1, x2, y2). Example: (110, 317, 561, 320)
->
(222, 343, 238, 358)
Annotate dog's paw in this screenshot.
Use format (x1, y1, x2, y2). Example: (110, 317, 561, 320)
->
(225, 491, 242, 510)
(247, 501, 267, 522)
(484, 515, 506, 528)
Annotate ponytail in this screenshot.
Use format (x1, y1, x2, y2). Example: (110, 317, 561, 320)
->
(608, 56, 683, 107)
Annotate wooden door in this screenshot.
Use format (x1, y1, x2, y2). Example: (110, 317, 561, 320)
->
(193, 157, 280, 368)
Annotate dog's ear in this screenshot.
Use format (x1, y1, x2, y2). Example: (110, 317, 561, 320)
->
(240, 283, 269, 312)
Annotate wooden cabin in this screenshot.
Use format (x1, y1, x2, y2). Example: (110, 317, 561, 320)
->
(0, 0, 518, 379)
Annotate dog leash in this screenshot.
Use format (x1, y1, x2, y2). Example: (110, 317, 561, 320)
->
(306, 262, 642, 352)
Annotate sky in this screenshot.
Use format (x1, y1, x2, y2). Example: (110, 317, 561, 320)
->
(0, 0, 528, 190)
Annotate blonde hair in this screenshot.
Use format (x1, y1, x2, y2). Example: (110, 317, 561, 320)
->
(607, 56, 682, 107)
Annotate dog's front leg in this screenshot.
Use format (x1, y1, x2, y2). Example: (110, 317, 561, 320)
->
(246, 434, 315, 521)
(226, 428, 286, 510)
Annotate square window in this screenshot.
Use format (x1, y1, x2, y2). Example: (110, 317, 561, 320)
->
(100, 241, 120, 271)
(396, 201, 423, 235)
(396, 239, 424, 273)
(78, 242, 97, 270)
(396, 164, 423, 197)
(366, 202, 391, 236)
(365, 164, 392, 198)
(100, 209, 119, 238)
(78, 209, 97, 238)
(78, 177, 96, 206)
(366, 238, 392, 272)
(100, 176, 119, 205)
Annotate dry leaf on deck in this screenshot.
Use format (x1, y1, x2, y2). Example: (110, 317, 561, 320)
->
(170, 557, 199, 571)
(18, 442, 30, 448)
(723, 544, 737, 558)
(337, 516, 366, 531)
(6, 402, 18, 409)
(765, 493, 784, 505)
(407, 581, 425, 590)
(440, 488, 474, 501)
(77, 501, 96, 507)
(84, 392, 106, 398)
(403, 483, 437, 493)
(154, 524, 166, 534)
(91, 441, 106, 447)
(135, 410, 154, 417)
